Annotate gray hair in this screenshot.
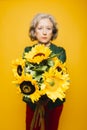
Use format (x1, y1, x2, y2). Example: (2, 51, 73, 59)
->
(29, 13, 58, 41)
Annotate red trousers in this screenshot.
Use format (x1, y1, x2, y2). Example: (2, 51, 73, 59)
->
(26, 104, 63, 130)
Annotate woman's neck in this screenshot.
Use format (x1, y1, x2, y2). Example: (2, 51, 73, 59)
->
(38, 42, 51, 47)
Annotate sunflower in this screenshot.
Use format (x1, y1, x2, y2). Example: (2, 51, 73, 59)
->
(24, 44, 52, 64)
(13, 73, 41, 103)
(52, 57, 66, 73)
(12, 58, 25, 79)
(42, 67, 70, 102)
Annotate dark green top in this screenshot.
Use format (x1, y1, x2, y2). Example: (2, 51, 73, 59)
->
(23, 43, 66, 110)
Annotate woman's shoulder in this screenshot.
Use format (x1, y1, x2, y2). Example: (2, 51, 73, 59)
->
(50, 43, 66, 63)
(22, 45, 33, 58)
(24, 44, 36, 53)
(50, 43, 66, 52)
(24, 46, 32, 53)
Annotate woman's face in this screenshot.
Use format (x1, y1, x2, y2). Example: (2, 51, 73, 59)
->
(35, 18, 53, 44)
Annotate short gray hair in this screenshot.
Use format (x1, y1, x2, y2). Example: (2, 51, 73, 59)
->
(29, 13, 58, 41)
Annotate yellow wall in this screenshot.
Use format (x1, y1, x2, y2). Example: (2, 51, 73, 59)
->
(0, 0, 87, 130)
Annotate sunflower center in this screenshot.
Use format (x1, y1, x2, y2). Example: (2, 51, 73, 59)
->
(17, 65, 23, 76)
(20, 81, 35, 95)
(49, 81, 55, 86)
(56, 66, 62, 72)
(33, 53, 45, 58)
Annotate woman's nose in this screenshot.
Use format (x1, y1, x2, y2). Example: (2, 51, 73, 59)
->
(42, 29, 47, 35)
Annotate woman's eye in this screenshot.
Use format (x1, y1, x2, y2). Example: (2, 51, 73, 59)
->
(47, 28, 52, 30)
(38, 27, 42, 30)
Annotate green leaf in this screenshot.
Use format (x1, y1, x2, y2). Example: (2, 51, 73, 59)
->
(30, 70, 36, 77)
(47, 60, 54, 67)
(35, 75, 42, 82)
(34, 66, 48, 71)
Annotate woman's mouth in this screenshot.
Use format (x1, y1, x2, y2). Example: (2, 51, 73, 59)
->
(42, 37, 47, 39)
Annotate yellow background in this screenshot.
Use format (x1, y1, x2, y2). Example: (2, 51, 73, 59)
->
(0, 0, 87, 130)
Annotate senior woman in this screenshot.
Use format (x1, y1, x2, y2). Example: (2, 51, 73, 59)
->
(23, 13, 66, 130)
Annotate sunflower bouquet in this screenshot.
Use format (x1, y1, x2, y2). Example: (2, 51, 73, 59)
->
(12, 44, 70, 104)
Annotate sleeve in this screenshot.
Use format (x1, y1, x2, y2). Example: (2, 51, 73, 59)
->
(22, 46, 32, 58)
(58, 47, 66, 63)
(50, 43, 66, 63)
(47, 44, 67, 109)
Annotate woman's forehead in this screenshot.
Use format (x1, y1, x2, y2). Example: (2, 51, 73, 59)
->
(37, 18, 53, 27)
